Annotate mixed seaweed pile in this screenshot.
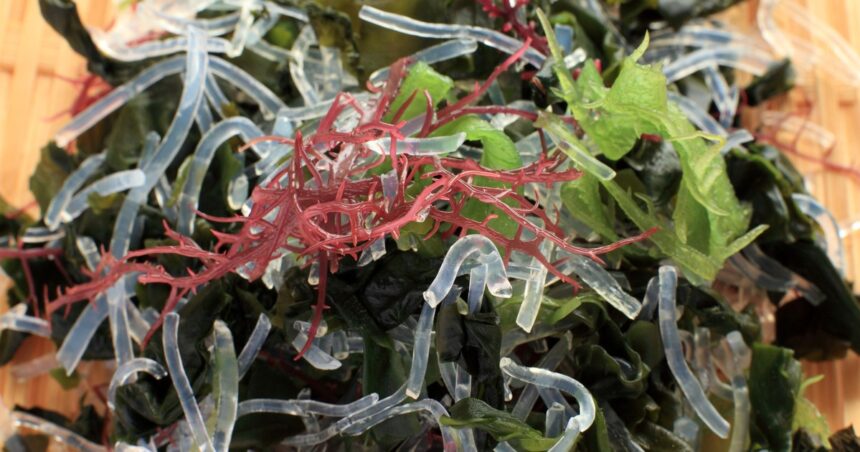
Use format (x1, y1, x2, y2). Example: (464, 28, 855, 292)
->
(2, 0, 860, 450)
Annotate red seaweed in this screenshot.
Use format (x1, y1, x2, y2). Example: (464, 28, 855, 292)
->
(44, 40, 652, 359)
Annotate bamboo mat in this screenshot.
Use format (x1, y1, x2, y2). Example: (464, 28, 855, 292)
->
(1, 0, 859, 441)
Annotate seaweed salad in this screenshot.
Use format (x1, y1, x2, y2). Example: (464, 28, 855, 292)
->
(1, 0, 860, 450)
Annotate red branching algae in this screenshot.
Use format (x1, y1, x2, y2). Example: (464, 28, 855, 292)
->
(45, 40, 652, 359)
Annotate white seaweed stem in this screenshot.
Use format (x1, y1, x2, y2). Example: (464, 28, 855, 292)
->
(369, 39, 479, 84)
(54, 56, 185, 147)
(237, 313, 272, 379)
(44, 153, 105, 230)
(723, 331, 751, 452)
(500, 357, 595, 450)
(511, 333, 573, 420)
(209, 320, 239, 452)
(663, 47, 774, 84)
(237, 393, 380, 418)
(343, 399, 458, 451)
(291, 321, 341, 370)
(163, 312, 214, 452)
(545, 402, 566, 437)
(792, 193, 846, 277)
(406, 303, 436, 398)
(10, 354, 59, 382)
(742, 243, 825, 304)
(176, 117, 272, 235)
(0, 305, 50, 337)
(56, 296, 109, 375)
(555, 249, 642, 319)
(92, 32, 230, 62)
(358, 6, 545, 68)
(62, 170, 146, 223)
(423, 235, 512, 307)
(515, 239, 553, 333)
(667, 92, 727, 136)
(108, 358, 168, 410)
(365, 133, 466, 156)
(210, 56, 285, 119)
(702, 65, 736, 128)
(107, 278, 136, 366)
(657, 266, 730, 438)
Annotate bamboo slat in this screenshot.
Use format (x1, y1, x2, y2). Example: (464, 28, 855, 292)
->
(0, 0, 858, 442)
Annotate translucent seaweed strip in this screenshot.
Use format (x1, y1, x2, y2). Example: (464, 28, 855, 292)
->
(467, 265, 487, 314)
(637, 276, 659, 321)
(62, 170, 146, 222)
(546, 403, 566, 437)
(792, 193, 847, 277)
(291, 321, 342, 370)
(163, 313, 214, 452)
(210, 56, 285, 119)
(556, 250, 642, 319)
(728, 254, 793, 292)
(210, 320, 239, 452)
(57, 237, 105, 374)
(719, 129, 754, 155)
(112, 30, 207, 260)
(0, 304, 51, 337)
(663, 47, 773, 83)
(93, 33, 230, 62)
(369, 39, 479, 84)
(108, 358, 167, 410)
(511, 333, 573, 420)
(282, 296, 442, 446)
(107, 278, 135, 366)
(142, 3, 240, 36)
(290, 26, 321, 106)
(44, 153, 105, 229)
(114, 442, 155, 452)
(500, 358, 596, 450)
(10, 354, 59, 382)
(651, 26, 734, 47)
(176, 117, 271, 235)
(21, 227, 64, 244)
(423, 235, 512, 307)
(667, 92, 727, 136)
(406, 303, 436, 398)
(12, 411, 106, 452)
(237, 393, 380, 418)
(516, 239, 553, 333)
(554, 24, 573, 55)
(742, 243, 825, 304)
(54, 56, 185, 147)
(342, 399, 458, 451)
(358, 6, 545, 68)
(702, 65, 736, 128)
(205, 73, 231, 117)
(538, 112, 617, 181)
(694, 327, 734, 401)
(674, 417, 701, 450)
(722, 331, 751, 452)
(365, 133, 466, 156)
(263, 1, 309, 22)
(126, 303, 154, 345)
(237, 313, 272, 379)
(657, 266, 730, 438)
(227, 6, 255, 58)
